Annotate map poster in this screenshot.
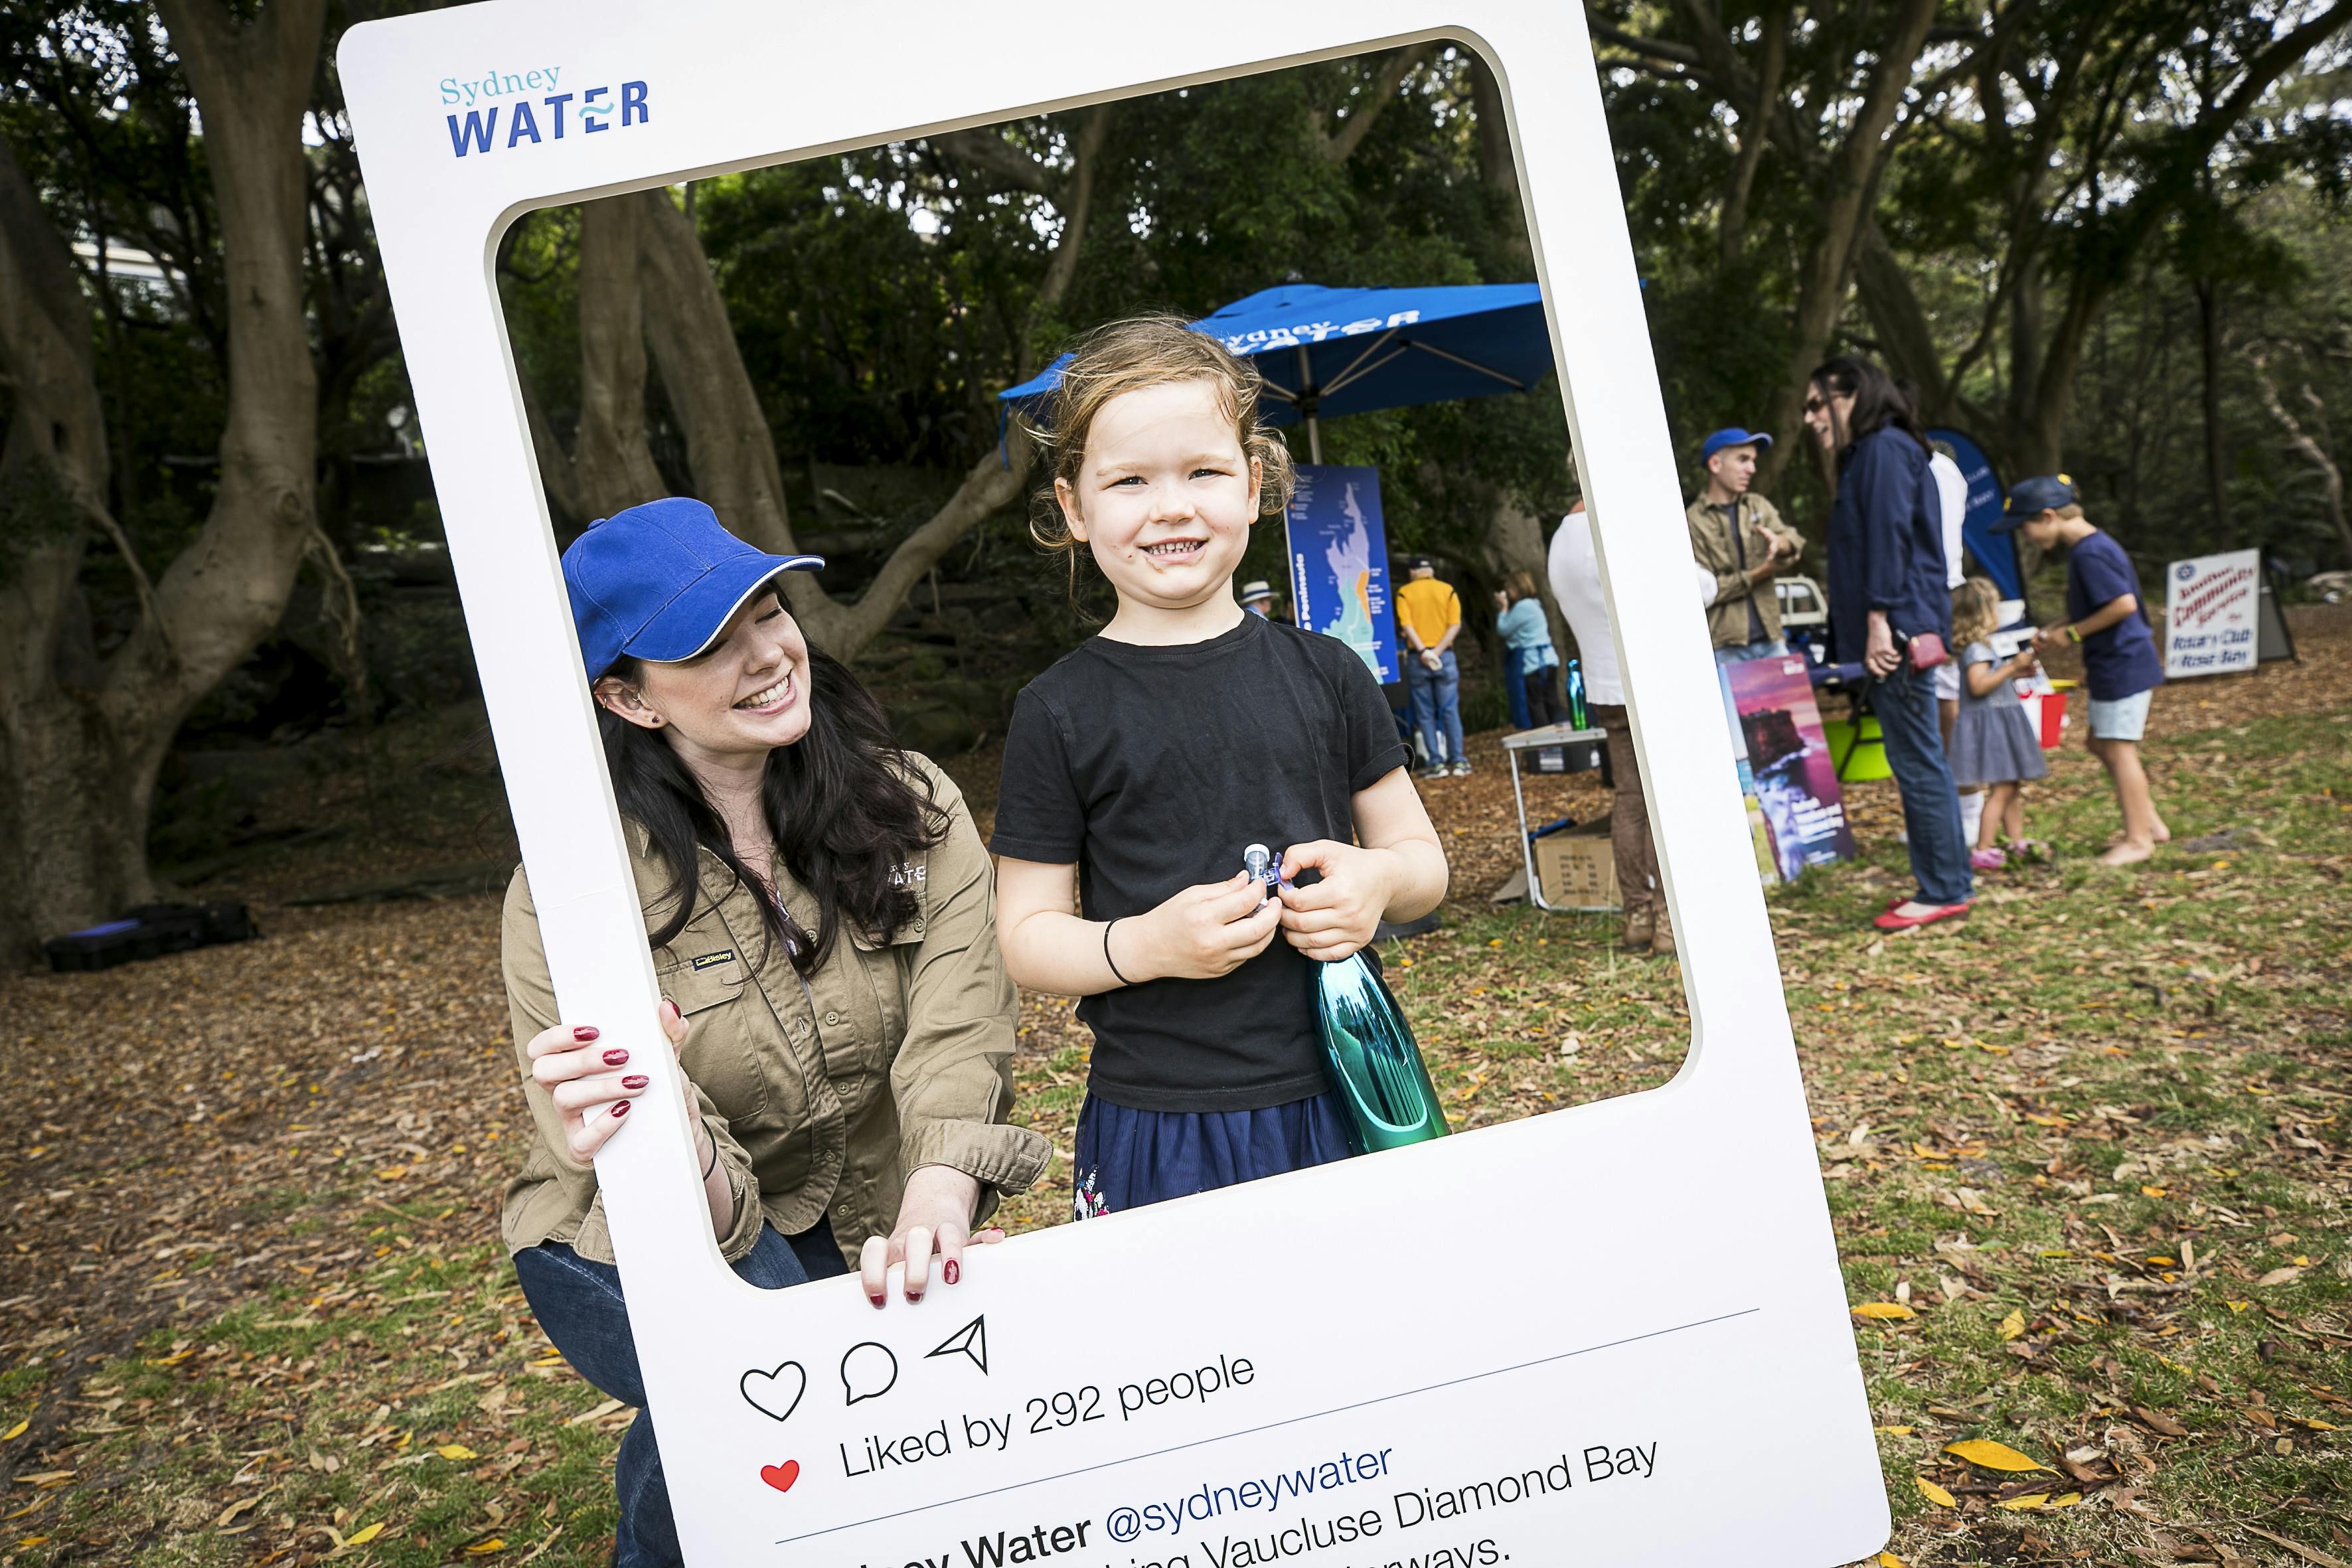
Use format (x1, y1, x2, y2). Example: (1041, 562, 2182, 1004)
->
(1286, 463, 1397, 683)
(1722, 655, 1856, 883)
(2165, 548, 2261, 678)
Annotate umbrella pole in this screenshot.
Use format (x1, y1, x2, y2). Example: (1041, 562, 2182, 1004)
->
(1294, 344, 1324, 465)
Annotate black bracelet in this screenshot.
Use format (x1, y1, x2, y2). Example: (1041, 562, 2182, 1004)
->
(699, 1121, 720, 1181)
(1103, 919, 1133, 986)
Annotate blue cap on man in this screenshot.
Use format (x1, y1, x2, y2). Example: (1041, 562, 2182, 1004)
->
(562, 497, 825, 680)
(1701, 427, 1774, 461)
(1990, 473, 2078, 532)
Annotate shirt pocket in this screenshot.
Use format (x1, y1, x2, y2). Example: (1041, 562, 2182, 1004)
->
(846, 862, 929, 1059)
(655, 949, 772, 1131)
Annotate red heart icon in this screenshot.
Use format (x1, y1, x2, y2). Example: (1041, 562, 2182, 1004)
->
(759, 1460, 800, 1495)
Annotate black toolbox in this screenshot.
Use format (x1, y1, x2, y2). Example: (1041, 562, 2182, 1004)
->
(42, 901, 258, 973)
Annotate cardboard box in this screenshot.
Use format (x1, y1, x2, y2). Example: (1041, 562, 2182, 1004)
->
(1534, 819, 1620, 909)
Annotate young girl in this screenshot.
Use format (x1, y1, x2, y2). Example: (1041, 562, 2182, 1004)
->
(1494, 572, 1569, 728)
(990, 317, 1449, 1219)
(1945, 577, 2049, 869)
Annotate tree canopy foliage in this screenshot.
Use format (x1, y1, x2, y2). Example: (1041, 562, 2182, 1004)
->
(3, 1, 2351, 949)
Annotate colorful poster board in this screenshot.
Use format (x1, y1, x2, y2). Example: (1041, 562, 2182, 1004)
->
(339, 3, 1895, 1563)
(2165, 549, 2261, 678)
(1285, 463, 1397, 682)
(1723, 657, 1856, 883)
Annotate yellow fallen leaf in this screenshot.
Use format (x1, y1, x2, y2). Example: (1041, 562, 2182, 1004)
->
(1998, 1310, 2025, 1341)
(1853, 1302, 1916, 1320)
(435, 1444, 480, 1461)
(2145, 1255, 2177, 1267)
(1996, 1492, 2052, 1510)
(1876, 1424, 1915, 1436)
(1879, 1554, 1909, 1567)
(2227, 1300, 2251, 1312)
(1915, 1476, 1957, 1508)
(466, 1539, 507, 1554)
(2140, 1185, 2168, 1198)
(1, 1420, 24, 1441)
(345, 1522, 385, 1547)
(2049, 1492, 2083, 1508)
(1944, 1439, 2050, 1473)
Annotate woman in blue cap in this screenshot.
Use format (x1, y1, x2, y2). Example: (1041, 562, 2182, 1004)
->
(501, 497, 1049, 1567)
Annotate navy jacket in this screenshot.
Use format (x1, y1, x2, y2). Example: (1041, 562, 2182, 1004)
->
(1826, 426, 1951, 663)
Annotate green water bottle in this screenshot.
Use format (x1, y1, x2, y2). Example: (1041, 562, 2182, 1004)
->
(1243, 845, 1447, 1153)
(1314, 950, 1449, 1153)
(1565, 657, 1590, 731)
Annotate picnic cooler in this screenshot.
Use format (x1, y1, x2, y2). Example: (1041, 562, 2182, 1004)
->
(1533, 819, 1619, 909)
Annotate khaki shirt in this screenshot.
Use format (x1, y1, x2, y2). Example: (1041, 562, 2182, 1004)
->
(499, 757, 1050, 1271)
(1686, 493, 1800, 650)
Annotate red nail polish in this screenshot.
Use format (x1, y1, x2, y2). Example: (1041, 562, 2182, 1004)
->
(574, 1025, 601, 1042)
(905, 1291, 923, 1304)
(943, 1260, 959, 1285)
(609, 1099, 629, 1118)
(869, 1293, 886, 1309)
(603, 1048, 629, 1066)
(621, 1075, 649, 1089)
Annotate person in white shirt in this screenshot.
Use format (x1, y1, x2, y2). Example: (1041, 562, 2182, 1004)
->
(1926, 445, 1986, 843)
(1545, 501, 1720, 957)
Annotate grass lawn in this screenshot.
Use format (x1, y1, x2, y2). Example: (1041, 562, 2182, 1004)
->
(1, 618, 2346, 1567)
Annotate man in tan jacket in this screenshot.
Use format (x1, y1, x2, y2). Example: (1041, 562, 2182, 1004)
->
(1686, 427, 1804, 665)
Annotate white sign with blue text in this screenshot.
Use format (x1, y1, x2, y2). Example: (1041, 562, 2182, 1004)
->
(337, 3, 1891, 1563)
(2164, 548, 2261, 678)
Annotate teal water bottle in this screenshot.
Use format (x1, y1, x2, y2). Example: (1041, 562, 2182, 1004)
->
(1243, 844, 1447, 1152)
(1565, 657, 1589, 730)
(1313, 950, 1449, 1154)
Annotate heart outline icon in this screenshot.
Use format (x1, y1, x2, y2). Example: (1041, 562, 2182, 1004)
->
(739, 1360, 808, 1424)
(759, 1459, 800, 1495)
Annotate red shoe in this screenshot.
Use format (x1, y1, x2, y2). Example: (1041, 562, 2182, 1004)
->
(1874, 900, 1972, 931)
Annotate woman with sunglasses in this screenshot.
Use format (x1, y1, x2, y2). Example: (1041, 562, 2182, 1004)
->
(499, 498, 1050, 1567)
(1805, 356, 1973, 931)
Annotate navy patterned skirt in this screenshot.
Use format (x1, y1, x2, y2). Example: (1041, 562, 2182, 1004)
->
(1070, 1091, 1356, 1220)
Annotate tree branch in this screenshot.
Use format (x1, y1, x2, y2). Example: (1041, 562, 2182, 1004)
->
(1310, 44, 1428, 164)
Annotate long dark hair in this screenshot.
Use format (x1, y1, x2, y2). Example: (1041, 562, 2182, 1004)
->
(597, 644, 945, 975)
(1810, 354, 1931, 456)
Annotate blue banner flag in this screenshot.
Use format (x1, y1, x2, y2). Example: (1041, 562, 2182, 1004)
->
(1285, 464, 1397, 683)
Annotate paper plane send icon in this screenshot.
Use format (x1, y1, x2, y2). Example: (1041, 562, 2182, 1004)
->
(926, 1314, 987, 1375)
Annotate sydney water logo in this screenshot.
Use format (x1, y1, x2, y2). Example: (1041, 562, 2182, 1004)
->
(439, 66, 649, 158)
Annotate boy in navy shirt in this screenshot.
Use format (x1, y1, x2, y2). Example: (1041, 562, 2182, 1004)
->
(1995, 476, 2169, 865)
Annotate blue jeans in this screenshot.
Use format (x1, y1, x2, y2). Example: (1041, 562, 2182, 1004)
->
(1713, 637, 1789, 667)
(1869, 661, 1972, 907)
(513, 1221, 846, 1567)
(1405, 649, 1465, 766)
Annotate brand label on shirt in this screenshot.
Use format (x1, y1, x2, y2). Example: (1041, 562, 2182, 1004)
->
(691, 949, 737, 971)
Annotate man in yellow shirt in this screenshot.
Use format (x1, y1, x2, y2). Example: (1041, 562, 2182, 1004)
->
(1394, 556, 1468, 777)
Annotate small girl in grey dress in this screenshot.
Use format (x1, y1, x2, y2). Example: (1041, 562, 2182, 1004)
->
(1946, 578, 2047, 869)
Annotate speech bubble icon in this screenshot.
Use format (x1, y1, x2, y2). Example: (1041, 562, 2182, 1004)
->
(839, 1341, 898, 1407)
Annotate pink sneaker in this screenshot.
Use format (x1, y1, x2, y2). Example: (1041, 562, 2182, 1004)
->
(1970, 846, 2007, 871)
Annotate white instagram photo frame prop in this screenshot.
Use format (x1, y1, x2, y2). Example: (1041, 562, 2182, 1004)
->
(340, 5, 1890, 1563)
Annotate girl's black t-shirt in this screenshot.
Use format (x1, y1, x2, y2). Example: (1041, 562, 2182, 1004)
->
(988, 613, 1411, 1113)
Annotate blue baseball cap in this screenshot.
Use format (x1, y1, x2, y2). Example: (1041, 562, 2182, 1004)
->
(1992, 473, 2077, 532)
(562, 497, 824, 680)
(1702, 427, 1773, 461)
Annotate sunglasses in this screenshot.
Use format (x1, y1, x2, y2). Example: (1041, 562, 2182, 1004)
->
(1804, 396, 1827, 416)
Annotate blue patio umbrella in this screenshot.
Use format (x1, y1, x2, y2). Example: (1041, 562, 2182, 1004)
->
(998, 281, 1551, 462)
